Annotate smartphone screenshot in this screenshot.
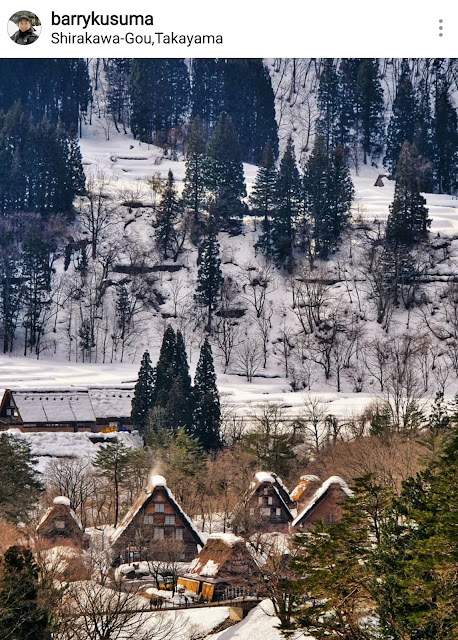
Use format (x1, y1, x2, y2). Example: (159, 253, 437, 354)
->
(0, 2, 456, 638)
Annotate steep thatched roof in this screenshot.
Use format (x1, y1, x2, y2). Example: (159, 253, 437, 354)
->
(292, 476, 352, 527)
(187, 533, 258, 581)
(110, 475, 203, 547)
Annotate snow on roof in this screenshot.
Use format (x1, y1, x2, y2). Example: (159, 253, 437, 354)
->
(255, 471, 276, 484)
(110, 480, 203, 547)
(148, 474, 167, 488)
(37, 499, 83, 532)
(292, 476, 353, 527)
(290, 475, 321, 501)
(10, 389, 96, 424)
(251, 472, 292, 506)
(198, 559, 220, 577)
(207, 533, 244, 547)
(87, 387, 133, 419)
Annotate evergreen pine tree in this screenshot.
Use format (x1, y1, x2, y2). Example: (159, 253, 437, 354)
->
(93, 442, 131, 526)
(21, 224, 54, 356)
(223, 59, 278, 164)
(181, 115, 207, 235)
(204, 112, 246, 233)
(195, 225, 223, 331)
(192, 338, 222, 451)
(288, 475, 393, 639)
(337, 58, 361, 150)
(131, 350, 155, 433)
(251, 142, 278, 257)
(356, 59, 385, 164)
(0, 546, 51, 640)
(154, 325, 177, 407)
(270, 137, 302, 271)
(326, 143, 354, 254)
(130, 59, 154, 142)
(174, 330, 192, 393)
(432, 79, 458, 193)
(316, 59, 341, 153)
(106, 58, 132, 133)
(303, 136, 354, 259)
(386, 141, 430, 247)
(413, 78, 434, 191)
(374, 429, 458, 640)
(0, 433, 42, 524)
(165, 330, 194, 432)
(130, 59, 190, 145)
(191, 59, 226, 138)
(154, 169, 180, 260)
(384, 59, 418, 174)
(421, 391, 451, 457)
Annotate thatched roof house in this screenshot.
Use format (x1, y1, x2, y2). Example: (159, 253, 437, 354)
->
(36, 496, 84, 547)
(0, 387, 135, 433)
(178, 533, 262, 601)
(292, 476, 352, 529)
(110, 475, 203, 564)
(0, 389, 97, 432)
(87, 387, 133, 430)
(290, 474, 322, 511)
(237, 471, 294, 534)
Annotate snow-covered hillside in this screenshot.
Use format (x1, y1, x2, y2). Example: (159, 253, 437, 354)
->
(2, 59, 458, 462)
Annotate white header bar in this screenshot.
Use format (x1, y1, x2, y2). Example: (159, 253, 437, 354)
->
(1, 0, 456, 57)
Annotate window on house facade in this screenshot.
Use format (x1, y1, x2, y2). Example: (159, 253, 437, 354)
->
(55, 520, 66, 529)
(268, 496, 273, 505)
(276, 508, 281, 516)
(327, 512, 335, 524)
(258, 496, 263, 505)
(154, 503, 165, 513)
(249, 508, 254, 515)
(165, 515, 175, 525)
(175, 528, 183, 540)
(260, 507, 271, 516)
(154, 527, 164, 539)
(144, 515, 154, 525)
(263, 488, 269, 495)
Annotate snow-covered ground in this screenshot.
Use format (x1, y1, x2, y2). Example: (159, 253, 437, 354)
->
(207, 599, 312, 640)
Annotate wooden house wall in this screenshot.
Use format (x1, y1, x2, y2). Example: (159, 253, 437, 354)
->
(115, 487, 200, 562)
(295, 485, 348, 530)
(248, 483, 291, 532)
(37, 504, 83, 546)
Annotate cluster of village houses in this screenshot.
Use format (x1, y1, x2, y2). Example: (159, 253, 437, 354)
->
(37, 472, 351, 603)
(1, 388, 351, 603)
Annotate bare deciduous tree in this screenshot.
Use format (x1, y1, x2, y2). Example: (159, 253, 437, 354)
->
(79, 168, 119, 260)
(56, 574, 181, 640)
(235, 339, 263, 382)
(45, 457, 95, 529)
(240, 262, 275, 319)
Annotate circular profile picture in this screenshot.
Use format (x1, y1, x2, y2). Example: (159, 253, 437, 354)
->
(8, 11, 41, 45)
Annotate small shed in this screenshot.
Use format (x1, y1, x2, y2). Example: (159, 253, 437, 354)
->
(292, 476, 352, 530)
(110, 475, 203, 564)
(178, 533, 262, 602)
(36, 496, 84, 547)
